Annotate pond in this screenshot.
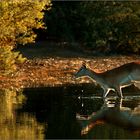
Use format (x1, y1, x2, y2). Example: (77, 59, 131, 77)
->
(0, 83, 140, 139)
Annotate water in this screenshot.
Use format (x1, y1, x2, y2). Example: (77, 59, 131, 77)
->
(0, 84, 140, 139)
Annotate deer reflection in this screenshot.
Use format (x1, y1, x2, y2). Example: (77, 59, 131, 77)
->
(76, 97, 140, 135)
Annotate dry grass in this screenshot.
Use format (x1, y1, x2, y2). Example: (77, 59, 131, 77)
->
(0, 55, 140, 89)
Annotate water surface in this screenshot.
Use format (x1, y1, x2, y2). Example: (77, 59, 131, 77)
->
(0, 84, 140, 139)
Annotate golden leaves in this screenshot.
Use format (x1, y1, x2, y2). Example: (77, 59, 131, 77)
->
(0, 0, 52, 46)
(0, 0, 52, 74)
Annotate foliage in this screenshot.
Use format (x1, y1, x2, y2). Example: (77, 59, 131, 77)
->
(45, 1, 140, 54)
(79, 1, 140, 54)
(0, 0, 51, 75)
(45, 2, 78, 42)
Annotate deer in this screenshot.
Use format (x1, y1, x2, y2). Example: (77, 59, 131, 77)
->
(75, 62, 140, 98)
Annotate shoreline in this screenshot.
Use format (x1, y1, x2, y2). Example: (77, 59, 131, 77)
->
(0, 56, 140, 89)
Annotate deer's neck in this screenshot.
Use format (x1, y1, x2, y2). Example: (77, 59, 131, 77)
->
(86, 69, 103, 84)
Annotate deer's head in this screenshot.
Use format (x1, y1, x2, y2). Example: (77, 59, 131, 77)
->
(75, 62, 87, 78)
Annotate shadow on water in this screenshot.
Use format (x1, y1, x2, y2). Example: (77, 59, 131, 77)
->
(0, 84, 140, 139)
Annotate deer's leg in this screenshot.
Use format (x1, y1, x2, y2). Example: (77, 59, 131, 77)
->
(134, 82, 140, 90)
(116, 86, 123, 98)
(103, 88, 110, 98)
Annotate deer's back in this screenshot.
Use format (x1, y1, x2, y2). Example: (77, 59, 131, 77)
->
(100, 62, 140, 85)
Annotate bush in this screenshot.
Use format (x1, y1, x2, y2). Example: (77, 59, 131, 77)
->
(0, 0, 51, 75)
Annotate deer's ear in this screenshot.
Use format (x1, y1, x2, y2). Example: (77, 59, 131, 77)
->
(82, 62, 86, 68)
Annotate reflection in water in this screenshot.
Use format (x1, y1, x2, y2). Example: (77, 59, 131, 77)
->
(0, 85, 140, 139)
(21, 87, 82, 139)
(77, 97, 140, 139)
(0, 89, 44, 140)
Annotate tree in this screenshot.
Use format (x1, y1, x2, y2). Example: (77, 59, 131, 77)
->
(76, 1, 140, 54)
(45, 1, 140, 54)
(0, 0, 51, 75)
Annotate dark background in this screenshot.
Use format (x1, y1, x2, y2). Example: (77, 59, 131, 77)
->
(35, 1, 140, 56)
